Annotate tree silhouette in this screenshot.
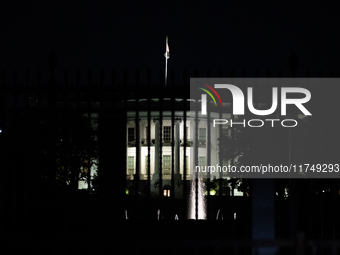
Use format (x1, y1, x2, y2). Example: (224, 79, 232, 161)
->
(54, 112, 98, 193)
(217, 122, 251, 196)
(4, 110, 99, 196)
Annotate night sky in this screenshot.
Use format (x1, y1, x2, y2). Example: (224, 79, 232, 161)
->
(0, 1, 340, 84)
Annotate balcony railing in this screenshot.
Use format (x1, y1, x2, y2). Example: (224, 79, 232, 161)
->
(134, 139, 194, 146)
(198, 140, 206, 147)
(127, 140, 136, 147)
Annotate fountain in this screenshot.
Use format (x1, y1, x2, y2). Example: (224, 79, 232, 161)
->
(216, 209, 223, 220)
(188, 177, 206, 219)
(125, 210, 129, 220)
(175, 214, 179, 220)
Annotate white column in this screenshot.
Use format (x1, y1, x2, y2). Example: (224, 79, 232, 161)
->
(190, 118, 196, 178)
(175, 118, 181, 175)
(151, 118, 161, 195)
(154, 118, 160, 175)
(174, 118, 183, 198)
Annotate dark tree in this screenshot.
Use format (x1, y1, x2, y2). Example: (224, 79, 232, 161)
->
(54, 112, 99, 194)
(4, 110, 99, 196)
(217, 122, 251, 196)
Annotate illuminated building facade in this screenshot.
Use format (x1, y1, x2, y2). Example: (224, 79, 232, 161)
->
(124, 98, 244, 198)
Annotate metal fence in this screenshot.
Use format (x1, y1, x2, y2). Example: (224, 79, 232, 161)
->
(2, 51, 340, 254)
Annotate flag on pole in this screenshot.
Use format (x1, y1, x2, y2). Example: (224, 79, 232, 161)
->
(164, 36, 170, 59)
(164, 36, 169, 86)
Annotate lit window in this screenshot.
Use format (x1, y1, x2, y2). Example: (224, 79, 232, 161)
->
(199, 128, 206, 140)
(162, 155, 171, 175)
(199, 157, 206, 168)
(163, 185, 171, 197)
(127, 156, 134, 175)
(163, 126, 171, 143)
(128, 128, 135, 142)
(164, 189, 170, 197)
(199, 128, 206, 145)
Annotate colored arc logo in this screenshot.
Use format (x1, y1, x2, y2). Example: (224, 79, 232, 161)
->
(197, 82, 223, 106)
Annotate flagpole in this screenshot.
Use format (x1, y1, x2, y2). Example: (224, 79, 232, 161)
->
(165, 55, 168, 87)
(164, 36, 169, 87)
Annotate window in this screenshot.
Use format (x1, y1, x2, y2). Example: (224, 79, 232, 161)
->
(199, 128, 206, 144)
(163, 189, 170, 197)
(163, 185, 171, 197)
(127, 156, 134, 175)
(163, 126, 171, 143)
(198, 157, 206, 168)
(162, 155, 171, 175)
(128, 128, 135, 142)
